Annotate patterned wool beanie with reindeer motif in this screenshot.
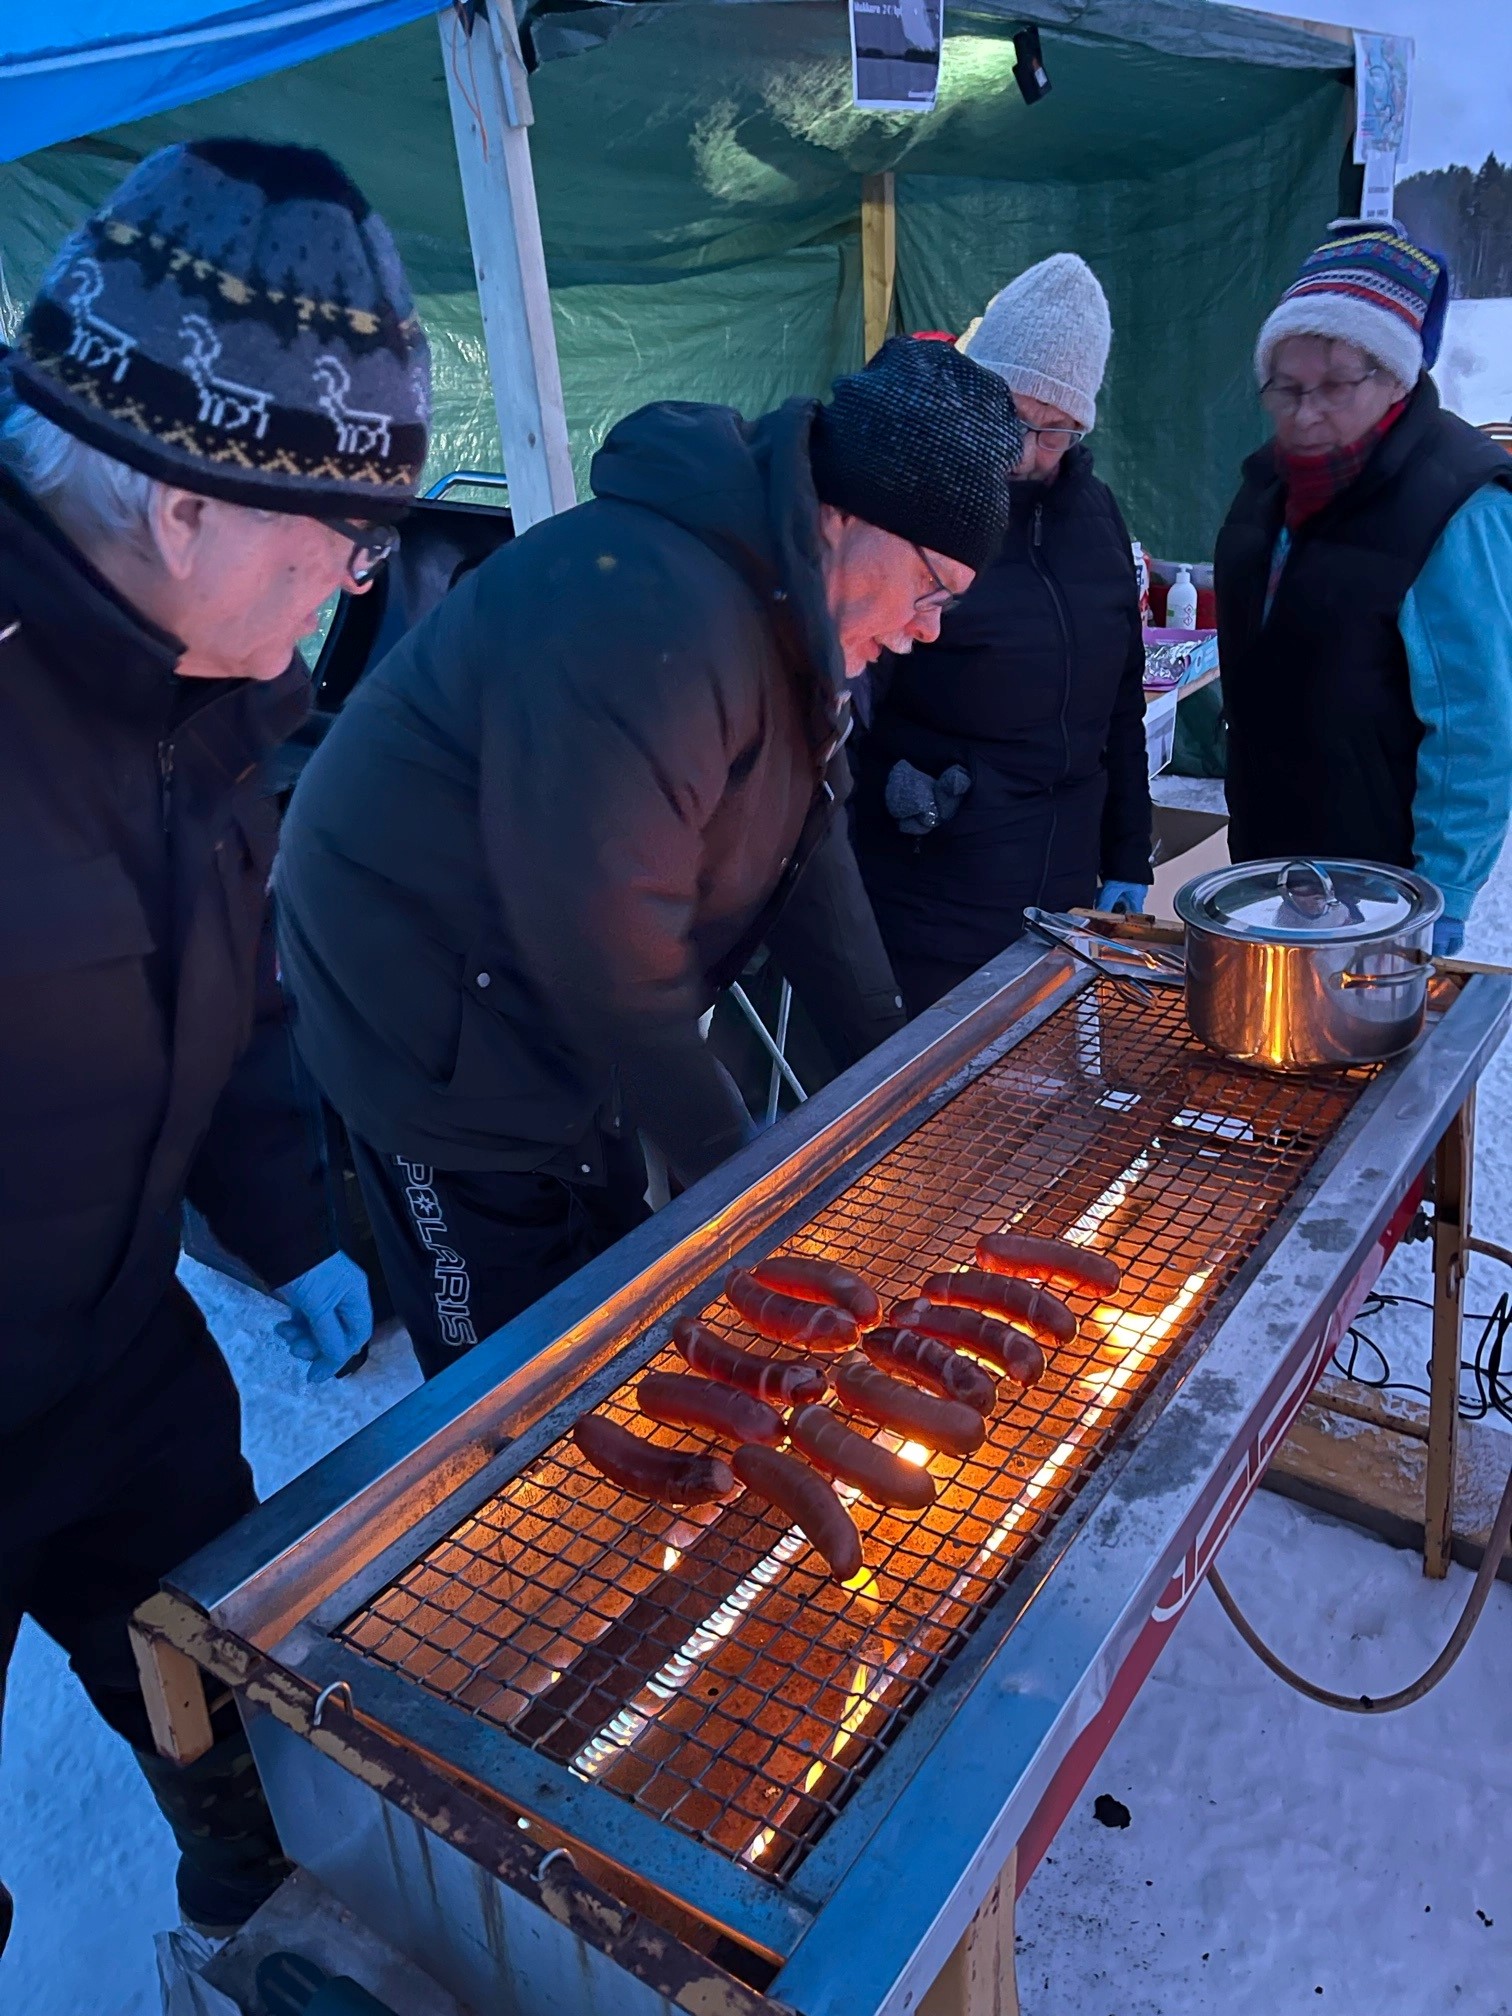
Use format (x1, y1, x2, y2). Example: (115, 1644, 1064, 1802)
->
(6, 139, 430, 521)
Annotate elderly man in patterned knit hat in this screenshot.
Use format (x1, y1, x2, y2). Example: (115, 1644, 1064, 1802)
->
(0, 139, 429, 1937)
(1217, 220, 1512, 956)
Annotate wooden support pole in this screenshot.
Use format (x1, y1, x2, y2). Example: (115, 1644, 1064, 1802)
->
(440, 0, 575, 531)
(1425, 1094, 1474, 1578)
(918, 1849, 1021, 2016)
(861, 170, 897, 360)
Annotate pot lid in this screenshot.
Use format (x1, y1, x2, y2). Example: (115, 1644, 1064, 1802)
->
(1174, 858, 1442, 944)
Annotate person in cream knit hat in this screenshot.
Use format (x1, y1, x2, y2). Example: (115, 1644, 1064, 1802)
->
(851, 254, 1153, 1014)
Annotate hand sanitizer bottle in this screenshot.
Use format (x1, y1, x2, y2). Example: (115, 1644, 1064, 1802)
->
(1166, 564, 1198, 629)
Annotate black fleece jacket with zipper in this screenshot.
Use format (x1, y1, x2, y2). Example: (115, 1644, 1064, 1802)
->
(0, 470, 336, 1450)
(852, 446, 1152, 970)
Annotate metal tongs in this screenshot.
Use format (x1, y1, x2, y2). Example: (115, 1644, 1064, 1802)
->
(1022, 907, 1186, 1004)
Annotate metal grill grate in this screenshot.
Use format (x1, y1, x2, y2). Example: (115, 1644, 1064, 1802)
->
(337, 983, 1366, 1883)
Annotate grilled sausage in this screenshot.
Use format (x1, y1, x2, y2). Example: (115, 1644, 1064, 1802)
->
(863, 1325, 1000, 1415)
(574, 1415, 736, 1506)
(724, 1270, 859, 1351)
(637, 1370, 783, 1447)
(892, 1299, 1045, 1389)
(919, 1268, 1078, 1346)
(732, 1445, 864, 1584)
(975, 1231, 1121, 1296)
(748, 1254, 883, 1330)
(672, 1318, 828, 1406)
(788, 1403, 936, 1511)
(832, 1356, 985, 1458)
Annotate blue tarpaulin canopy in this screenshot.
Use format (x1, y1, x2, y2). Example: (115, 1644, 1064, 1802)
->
(0, 0, 440, 163)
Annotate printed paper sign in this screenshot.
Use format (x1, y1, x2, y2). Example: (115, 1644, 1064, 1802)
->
(1353, 31, 1413, 165)
(851, 0, 943, 113)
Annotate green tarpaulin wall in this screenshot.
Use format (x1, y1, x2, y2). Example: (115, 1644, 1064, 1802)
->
(0, 3, 1350, 555)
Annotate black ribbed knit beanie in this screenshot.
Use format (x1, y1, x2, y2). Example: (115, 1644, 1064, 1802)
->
(810, 336, 1023, 572)
(8, 139, 430, 521)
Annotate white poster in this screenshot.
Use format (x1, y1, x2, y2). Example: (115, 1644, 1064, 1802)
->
(1353, 30, 1413, 166)
(850, 0, 943, 114)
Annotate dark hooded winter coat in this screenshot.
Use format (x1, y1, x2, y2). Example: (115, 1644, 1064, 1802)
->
(851, 446, 1152, 971)
(0, 469, 335, 1454)
(275, 398, 905, 1187)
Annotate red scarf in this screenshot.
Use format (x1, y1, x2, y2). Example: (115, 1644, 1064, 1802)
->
(1276, 398, 1408, 528)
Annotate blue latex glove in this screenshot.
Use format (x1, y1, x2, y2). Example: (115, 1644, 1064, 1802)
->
(1433, 916, 1466, 959)
(274, 1251, 373, 1382)
(1096, 880, 1149, 916)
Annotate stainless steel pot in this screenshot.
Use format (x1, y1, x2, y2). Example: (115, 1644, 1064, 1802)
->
(1174, 858, 1443, 1072)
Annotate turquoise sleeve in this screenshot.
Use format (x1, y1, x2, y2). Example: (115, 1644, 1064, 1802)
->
(1401, 483, 1512, 919)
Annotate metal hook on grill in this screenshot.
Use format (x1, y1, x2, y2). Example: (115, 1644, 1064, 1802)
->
(311, 1679, 354, 1729)
(534, 1847, 577, 1885)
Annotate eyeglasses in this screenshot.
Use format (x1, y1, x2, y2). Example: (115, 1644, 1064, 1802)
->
(1022, 424, 1086, 453)
(324, 516, 400, 586)
(912, 544, 962, 614)
(1259, 369, 1380, 418)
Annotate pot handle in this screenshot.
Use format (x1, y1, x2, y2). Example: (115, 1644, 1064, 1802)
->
(1332, 955, 1430, 991)
(1279, 858, 1339, 918)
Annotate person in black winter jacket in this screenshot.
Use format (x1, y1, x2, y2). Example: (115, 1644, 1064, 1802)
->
(853, 258, 1153, 1016)
(0, 142, 429, 1935)
(276, 339, 1024, 1378)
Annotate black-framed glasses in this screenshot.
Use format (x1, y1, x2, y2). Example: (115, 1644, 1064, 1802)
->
(912, 544, 962, 615)
(1259, 368, 1380, 418)
(1022, 423, 1086, 452)
(325, 516, 400, 586)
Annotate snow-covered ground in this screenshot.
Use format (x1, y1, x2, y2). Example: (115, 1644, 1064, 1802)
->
(1435, 298, 1512, 429)
(4, 894, 1512, 2016)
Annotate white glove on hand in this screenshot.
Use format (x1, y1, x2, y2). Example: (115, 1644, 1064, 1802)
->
(274, 1251, 373, 1382)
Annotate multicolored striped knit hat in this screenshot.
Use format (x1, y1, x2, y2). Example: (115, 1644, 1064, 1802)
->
(1254, 220, 1449, 393)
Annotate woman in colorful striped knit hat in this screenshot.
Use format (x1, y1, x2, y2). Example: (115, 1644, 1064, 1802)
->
(1215, 220, 1512, 956)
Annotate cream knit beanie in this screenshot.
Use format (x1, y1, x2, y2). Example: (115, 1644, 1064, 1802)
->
(959, 253, 1112, 431)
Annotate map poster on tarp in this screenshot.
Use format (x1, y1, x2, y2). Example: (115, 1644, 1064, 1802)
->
(851, 0, 944, 113)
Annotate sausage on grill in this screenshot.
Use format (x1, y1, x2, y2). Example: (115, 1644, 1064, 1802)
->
(975, 1231, 1121, 1296)
(637, 1371, 784, 1448)
(892, 1299, 1045, 1389)
(748, 1254, 883, 1330)
(919, 1268, 1078, 1347)
(574, 1414, 736, 1506)
(724, 1270, 859, 1351)
(832, 1356, 985, 1458)
(733, 1445, 863, 1584)
(863, 1325, 1000, 1415)
(788, 1403, 936, 1511)
(672, 1318, 828, 1406)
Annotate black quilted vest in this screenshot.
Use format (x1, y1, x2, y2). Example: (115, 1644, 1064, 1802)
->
(1215, 375, 1511, 868)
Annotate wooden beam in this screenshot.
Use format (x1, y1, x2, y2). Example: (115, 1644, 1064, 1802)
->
(918, 1849, 1020, 2016)
(1263, 1375, 1512, 1587)
(1426, 1096, 1474, 1576)
(440, 0, 575, 531)
(861, 170, 896, 360)
(130, 1591, 216, 1765)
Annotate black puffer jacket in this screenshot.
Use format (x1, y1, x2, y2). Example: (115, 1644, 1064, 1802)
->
(0, 472, 335, 1446)
(852, 447, 1152, 969)
(276, 398, 905, 1186)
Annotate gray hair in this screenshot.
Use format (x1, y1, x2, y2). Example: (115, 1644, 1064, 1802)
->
(0, 388, 159, 549)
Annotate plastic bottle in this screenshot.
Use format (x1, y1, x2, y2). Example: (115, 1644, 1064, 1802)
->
(1166, 564, 1198, 630)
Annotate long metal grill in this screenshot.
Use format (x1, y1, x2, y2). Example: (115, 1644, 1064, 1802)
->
(338, 983, 1366, 1884)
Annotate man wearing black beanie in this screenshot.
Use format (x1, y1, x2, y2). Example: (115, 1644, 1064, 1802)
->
(277, 338, 1023, 1377)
